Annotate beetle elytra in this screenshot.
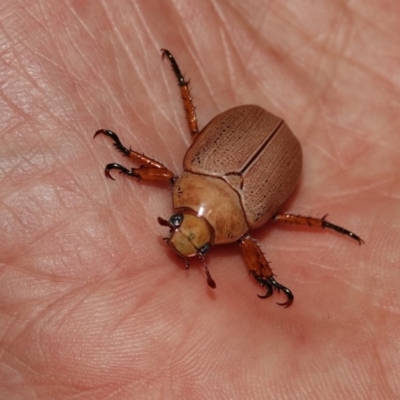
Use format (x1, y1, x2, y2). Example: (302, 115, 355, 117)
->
(94, 49, 364, 307)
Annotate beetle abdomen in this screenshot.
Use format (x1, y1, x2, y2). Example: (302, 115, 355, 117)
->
(184, 105, 302, 228)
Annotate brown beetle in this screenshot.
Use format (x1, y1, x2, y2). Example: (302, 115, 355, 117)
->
(94, 49, 364, 307)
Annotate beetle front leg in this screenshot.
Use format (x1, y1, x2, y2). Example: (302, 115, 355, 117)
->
(161, 49, 199, 140)
(239, 235, 293, 307)
(94, 129, 177, 182)
(273, 213, 364, 245)
(103, 163, 176, 182)
(95, 129, 168, 168)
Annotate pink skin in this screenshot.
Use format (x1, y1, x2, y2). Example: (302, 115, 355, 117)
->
(1, 1, 400, 399)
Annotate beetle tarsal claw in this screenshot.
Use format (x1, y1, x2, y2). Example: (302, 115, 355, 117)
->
(256, 276, 293, 308)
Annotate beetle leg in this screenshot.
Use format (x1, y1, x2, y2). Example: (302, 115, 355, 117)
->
(94, 129, 168, 168)
(94, 129, 177, 183)
(161, 49, 199, 140)
(104, 163, 176, 182)
(273, 213, 364, 245)
(239, 235, 293, 307)
(198, 254, 217, 289)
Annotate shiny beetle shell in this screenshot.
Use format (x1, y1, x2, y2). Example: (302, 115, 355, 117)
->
(95, 49, 364, 307)
(173, 105, 302, 244)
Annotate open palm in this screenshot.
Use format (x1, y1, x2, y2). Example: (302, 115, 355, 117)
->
(1, 1, 399, 399)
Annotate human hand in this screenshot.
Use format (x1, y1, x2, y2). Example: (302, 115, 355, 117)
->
(1, 1, 399, 399)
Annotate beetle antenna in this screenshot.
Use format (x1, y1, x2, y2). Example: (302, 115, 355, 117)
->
(198, 254, 216, 289)
(157, 216, 174, 231)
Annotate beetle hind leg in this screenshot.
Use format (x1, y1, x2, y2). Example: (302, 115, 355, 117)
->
(94, 129, 177, 183)
(239, 235, 293, 307)
(161, 49, 199, 140)
(273, 213, 364, 245)
(255, 276, 293, 308)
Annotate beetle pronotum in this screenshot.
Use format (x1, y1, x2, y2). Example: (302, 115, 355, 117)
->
(94, 49, 364, 307)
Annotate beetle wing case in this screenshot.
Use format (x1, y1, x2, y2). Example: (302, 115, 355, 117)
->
(183, 105, 302, 228)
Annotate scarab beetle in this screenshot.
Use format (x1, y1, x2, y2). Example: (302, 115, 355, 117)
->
(94, 49, 364, 307)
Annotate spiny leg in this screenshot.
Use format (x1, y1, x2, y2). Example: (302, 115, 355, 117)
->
(94, 129, 177, 182)
(102, 163, 176, 182)
(273, 213, 364, 245)
(161, 49, 199, 140)
(239, 235, 293, 307)
(94, 129, 165, 168)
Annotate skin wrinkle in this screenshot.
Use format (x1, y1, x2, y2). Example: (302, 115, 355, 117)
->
(235, 15, 317, 116)
(378, 186, 400, 200)
(309, 139, 344, 167)
(319, 110, 368, 138)
(207, 1, 237, 93)
(0, 82, 33, 124)
(342, 0, 400, 45)
(365, 325, 395, 398)
(319, 125, 357, 172)
(218, 28, 236, 96)
(82, 3, 129, 123)
(111, 26, 144, 108)
(4, 48, 45, 97)
(66, 2, 95, 41)
(2, 200, 41, 248)
(5, 352, 38, 384)
(282, 0, 365, 61)
(105, 289, 146, 333)
(54, 177, 93, 210)
(324, 178, 389, 198)
(316, 25, 399, 93)
(107, 1, 153, 105)
(263, 3, 400, 108)
(128, 1, 161, 57)
(62, 33, 97, 97)
(4, 299, 55, 358)
(25, 279, 124, 349)
(36, 4, 72, 74)
(95, 40, 127, 117)
(206, 1, 250, 95)
(277, 46, 341, 120)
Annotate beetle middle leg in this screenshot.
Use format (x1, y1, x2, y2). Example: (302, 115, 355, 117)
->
(94, 129, 177, 182)
(161, 49, 199, 140)
(239, 235, 293, 307)
(273, 213, 364, 244)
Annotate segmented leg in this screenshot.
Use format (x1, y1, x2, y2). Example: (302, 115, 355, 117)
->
(161, 49, 199, 140)
(239, 235, 293, 307)
(94, 129, 177, 182)
(273, 213, 364, 245)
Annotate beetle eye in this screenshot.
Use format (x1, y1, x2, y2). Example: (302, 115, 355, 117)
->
(199, 243, 210, 255)
(169, 213, 183, 227)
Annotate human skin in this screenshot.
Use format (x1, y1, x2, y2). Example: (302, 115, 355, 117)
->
(1, 1, 400, 399)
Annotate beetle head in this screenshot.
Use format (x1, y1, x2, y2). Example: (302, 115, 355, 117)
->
(158, 212, 212, 257)
(158, 211, 216, 288)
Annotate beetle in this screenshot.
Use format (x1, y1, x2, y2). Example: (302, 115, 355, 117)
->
(94, 49, 364, 307)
